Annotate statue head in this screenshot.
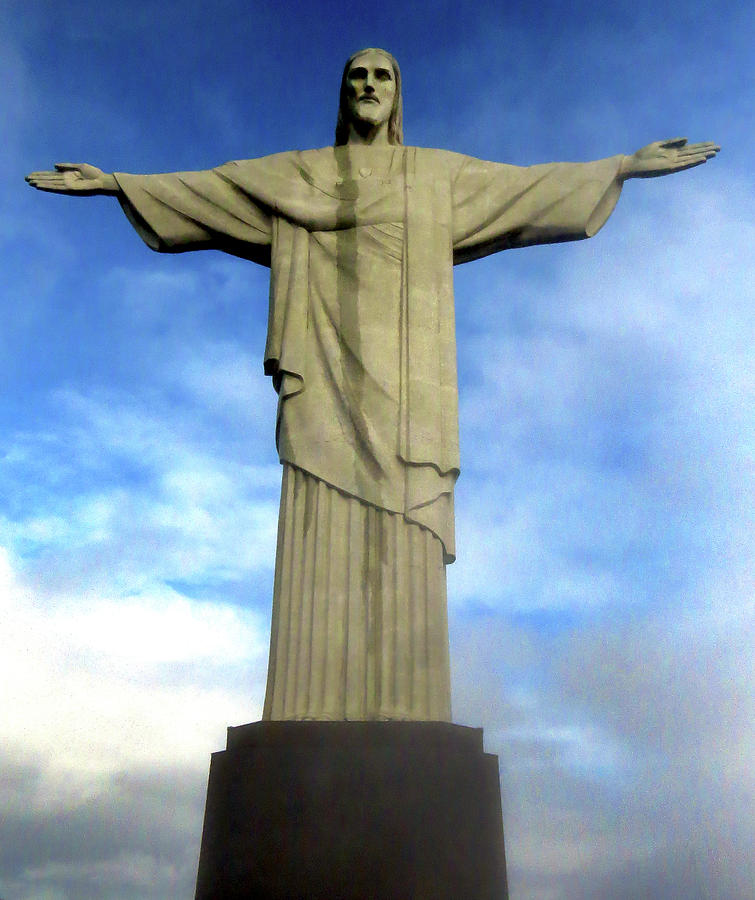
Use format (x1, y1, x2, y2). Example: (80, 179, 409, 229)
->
(335, 48, 403, 146)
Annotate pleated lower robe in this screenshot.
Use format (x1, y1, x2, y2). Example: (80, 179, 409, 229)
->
(262, 465, 452, 721)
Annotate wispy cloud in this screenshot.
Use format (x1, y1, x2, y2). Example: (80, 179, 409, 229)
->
(2, 2, 751, 897)
(0, 536, 269, 897)
(450, 175, 753, 615)
(452, 589, 754, 899)
(1, 546, 269, 767)
(1, 385, 280, 594)
(448, 168, 753, 897)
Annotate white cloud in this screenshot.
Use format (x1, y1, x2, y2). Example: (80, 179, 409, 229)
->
(58, 586, 263, 665)
(452, 592, 754, 900)
(22, 855, 178, 894)
(0, 383, 281, 599)
(3, 7, 750, 896)
(1, 546, 268, 778)
(450, 174, 753, 617)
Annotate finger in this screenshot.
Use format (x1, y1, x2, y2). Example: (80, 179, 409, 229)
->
(661, 137, 688, 148)
(672, 158, 708, 172)
(26, 177, 65, 187)
(28, 182, 68, 192)
(676, 146, 713, 158)
(26, 175, 67, 185)
(682, 142, 720, 154)
(54, 162, 83, 171)
(678, 148, 720, 163)
(669, 156, 712, 172)
(676, 151, 718, 165)
(25, 175, 71, 191)
(26, 170, 59, 179)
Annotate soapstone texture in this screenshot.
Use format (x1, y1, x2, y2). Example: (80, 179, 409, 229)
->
(25, 49, 719, 723)
(112, 145, 624, 720)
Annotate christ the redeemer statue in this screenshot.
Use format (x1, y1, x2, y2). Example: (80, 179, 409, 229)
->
(27, 49, 718, 723)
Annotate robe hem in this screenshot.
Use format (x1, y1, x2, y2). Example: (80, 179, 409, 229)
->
(280, 460, 453, 563)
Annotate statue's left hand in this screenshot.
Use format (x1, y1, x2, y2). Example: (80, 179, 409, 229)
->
(620, 138, 720, 179)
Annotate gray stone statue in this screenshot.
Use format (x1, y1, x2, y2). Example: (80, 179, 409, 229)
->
(26, 48, 719, 724)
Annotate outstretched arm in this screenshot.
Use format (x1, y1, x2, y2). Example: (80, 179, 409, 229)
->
(619, 138, 719, 180)
(25, 163, 120, 196)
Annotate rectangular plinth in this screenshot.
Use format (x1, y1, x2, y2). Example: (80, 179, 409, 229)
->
(195, 721, 507, 900)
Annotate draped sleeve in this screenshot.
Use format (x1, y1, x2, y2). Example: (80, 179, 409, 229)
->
(113, 165, 273, 266)
(451, 154, 625, 264)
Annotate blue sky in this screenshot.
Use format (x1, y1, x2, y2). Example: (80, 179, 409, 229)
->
(2, 1, 753, 897)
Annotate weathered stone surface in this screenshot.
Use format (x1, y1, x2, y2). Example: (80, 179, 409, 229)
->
(24, 48, 718, 723)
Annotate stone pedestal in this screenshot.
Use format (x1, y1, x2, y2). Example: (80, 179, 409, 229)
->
(195, 721, 508, 900)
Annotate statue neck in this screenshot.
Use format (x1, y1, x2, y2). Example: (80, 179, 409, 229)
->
(346, 119, 391, 145)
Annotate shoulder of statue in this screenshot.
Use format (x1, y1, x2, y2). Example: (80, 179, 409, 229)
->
(217, 147, 474, 190)
(214, 150, 326, 194)
(405, 147, 475, 184)
(219, 147, 475, 170)
(217, 148, 306, 171)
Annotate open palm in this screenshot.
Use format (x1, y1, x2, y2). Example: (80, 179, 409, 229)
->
(25, 163, 115, 195)
(622, 138, 720, 179)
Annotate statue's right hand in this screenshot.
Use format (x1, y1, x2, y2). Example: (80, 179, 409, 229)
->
(25, 163, 118, 195)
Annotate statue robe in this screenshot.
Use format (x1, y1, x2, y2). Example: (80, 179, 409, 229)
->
(114, 145, 623, 720)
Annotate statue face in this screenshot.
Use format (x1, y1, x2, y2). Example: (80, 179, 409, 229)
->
(345, 50, 396, 130)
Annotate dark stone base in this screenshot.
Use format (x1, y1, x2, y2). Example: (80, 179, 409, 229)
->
(195, 721, 507, 900)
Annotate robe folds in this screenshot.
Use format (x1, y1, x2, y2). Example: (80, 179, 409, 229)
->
(115, 146, 623, 720)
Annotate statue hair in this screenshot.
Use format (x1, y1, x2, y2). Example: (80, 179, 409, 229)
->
(334, 48, 403, 146)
